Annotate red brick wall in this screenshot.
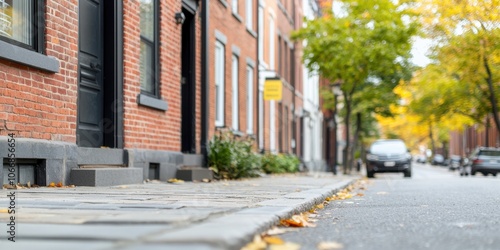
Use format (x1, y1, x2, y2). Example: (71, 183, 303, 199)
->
(208, 0, 258, 141)
(0, 0, 78, 142)
(122, 0, 202, 152)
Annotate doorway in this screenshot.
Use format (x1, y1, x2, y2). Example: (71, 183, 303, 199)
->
(181, 7, 196, 153)
(77, 0, 122, 148)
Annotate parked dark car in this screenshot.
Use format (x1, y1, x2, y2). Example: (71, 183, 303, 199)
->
(468, 147, 500, 176)
(448, 155, 461, 171)
(366, 139, 412, 178)
(431, 154, 446, 166)
(416, 155, 427, 164)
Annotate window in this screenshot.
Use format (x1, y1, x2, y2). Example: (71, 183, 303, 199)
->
(269, 15, 275, 70)
(139, 0, 158, 96)
(258, 6, 264, 62)
(246, 65, 253, 134)
(232, 0, 238, 14)
(245, 0, 252, 30)
(0, 0, 43, 52)
(231, 55, 239, 131)
(215, 40, 225, 127)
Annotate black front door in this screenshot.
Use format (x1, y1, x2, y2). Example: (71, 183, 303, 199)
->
(77, 0, 104, 147)
(181, 7, 196, 153)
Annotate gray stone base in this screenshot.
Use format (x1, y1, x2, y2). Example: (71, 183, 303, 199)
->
(176, 167, 213, 181)
(70, 168, 143, 187)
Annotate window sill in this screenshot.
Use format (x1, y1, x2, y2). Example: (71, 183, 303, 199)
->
(218, 0, 228, 8)
(232, 130, 244, 137)
(0, 40, 59, 73)
(137, 94, 168, 111)
(246, 28, 257, 38)
(232, 12, 243, 23)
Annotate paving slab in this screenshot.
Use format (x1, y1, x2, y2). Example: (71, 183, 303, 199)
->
(0, 172, 358, 249)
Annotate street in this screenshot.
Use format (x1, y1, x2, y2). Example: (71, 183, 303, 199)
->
(279, 163, 500, 250)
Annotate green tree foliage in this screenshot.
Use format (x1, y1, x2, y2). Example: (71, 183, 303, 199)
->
(292, 0, 418, 173)
(418, 0, 500, 135)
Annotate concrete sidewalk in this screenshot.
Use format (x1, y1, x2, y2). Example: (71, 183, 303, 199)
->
(0, 172, 357, 250)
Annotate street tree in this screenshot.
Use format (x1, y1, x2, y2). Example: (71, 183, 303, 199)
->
(292, 0, 418, 173)
(418, 0, 500, 136)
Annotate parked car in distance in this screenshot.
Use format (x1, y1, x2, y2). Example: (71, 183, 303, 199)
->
(468, 147, 500, 177)
(431, 154, 446, 166)
(416, 155, 427, 164)
(366, 139, 412, 178)
(448, 155, 461, 171)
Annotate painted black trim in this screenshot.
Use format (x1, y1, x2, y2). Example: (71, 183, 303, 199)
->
(0, 40, 59, 73)
(201, 0, 209, 166)
(137, 94, 168, 111)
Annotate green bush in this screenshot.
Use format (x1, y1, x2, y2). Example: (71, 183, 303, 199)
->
(261, 153, 300, 174)
(208, 131, 262, 180)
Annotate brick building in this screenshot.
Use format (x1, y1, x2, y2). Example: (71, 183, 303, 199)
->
(0, 0, 322, 186)
(0, 0, 204, 186)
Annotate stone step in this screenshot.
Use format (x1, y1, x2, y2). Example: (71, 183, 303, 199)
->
(176, 165, 213, 182)
(182, 154, 204, 167)
(70, 168, 142, 187)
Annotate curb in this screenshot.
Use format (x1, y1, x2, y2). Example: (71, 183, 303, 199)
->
(135, 178, 358, 250)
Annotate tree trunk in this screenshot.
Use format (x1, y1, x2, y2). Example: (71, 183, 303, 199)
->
(351, 112, 362, 173)
(429, 121, 436, 155)
(343, 92, 352, 175)
(483, 56, 500, 140)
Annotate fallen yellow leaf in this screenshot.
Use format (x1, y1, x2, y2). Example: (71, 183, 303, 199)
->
(263, 236, 284, 245)
(241, 235, 266, 250)
(167, 178, 185, 184)
(48, 182, 56, 187)
(0, 209, 9, 213)
(269, 242, 301, 250)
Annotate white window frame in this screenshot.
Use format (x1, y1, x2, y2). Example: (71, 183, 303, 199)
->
(232, 0, 238, 14)
(268, 15, 275, 70)
(231, 55, 239, 131)
(258, 6, 264, 62)
(246, 65, 254, 134)
(215, 41, 225, 127)
(246, 0, 253, 30)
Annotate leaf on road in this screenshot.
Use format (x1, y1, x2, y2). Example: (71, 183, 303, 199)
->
(281, 213, 316, 228)
(318, 241, 344, 250)
(263, 236, 285, 245)
(356, 193, 364, 197)
(48, 182, 56, 187)
(56, 182, 63, 187)
(269, 242, 301, 250)
(0, 209, 9, 213)
(241, 235, 266, 250)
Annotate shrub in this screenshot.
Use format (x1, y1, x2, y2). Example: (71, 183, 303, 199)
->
(261, 153, 300, 174)
(208, 131, 262, 179)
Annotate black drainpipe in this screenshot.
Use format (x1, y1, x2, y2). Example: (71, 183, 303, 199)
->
(201, 0, 209, 166)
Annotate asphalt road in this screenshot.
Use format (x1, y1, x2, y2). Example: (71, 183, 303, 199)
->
(279, 163, 500, 250)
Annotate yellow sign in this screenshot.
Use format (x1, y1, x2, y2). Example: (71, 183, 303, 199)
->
(264, 79, 282, 101)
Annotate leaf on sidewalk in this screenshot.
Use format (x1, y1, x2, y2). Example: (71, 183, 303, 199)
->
(263, 236, 285, 245)
(167, 178, 185, 184)
(318, 241, 344, 250)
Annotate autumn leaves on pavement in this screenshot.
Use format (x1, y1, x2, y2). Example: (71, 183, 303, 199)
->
(242, 180, 369, 250)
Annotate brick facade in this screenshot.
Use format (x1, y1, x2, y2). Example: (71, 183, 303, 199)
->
(0, 0, 319, 185)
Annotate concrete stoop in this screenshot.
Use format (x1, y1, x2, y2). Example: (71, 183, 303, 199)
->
(70, 167, 143, 187)
(175, 154, 213, 182)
